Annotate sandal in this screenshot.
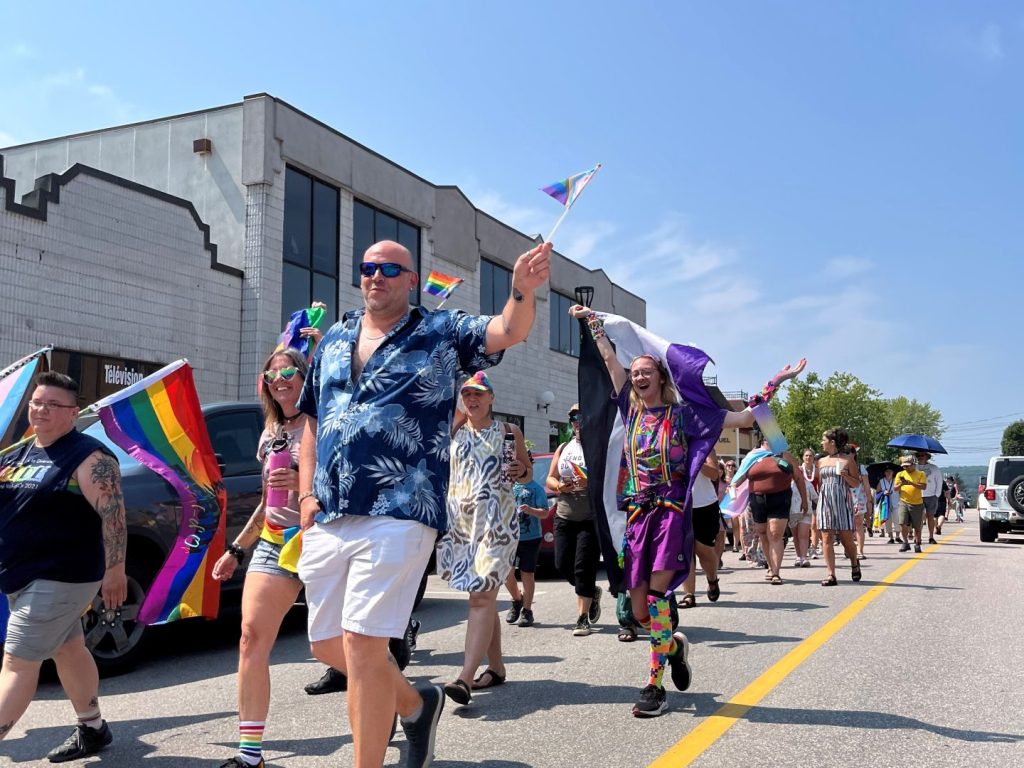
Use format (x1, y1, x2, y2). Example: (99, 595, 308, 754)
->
(770, 574, 783, 585)
(820, 575, 837, 587)
(443, 679, 472, 705)
(471, 669, 506, 690)
(618, 625, 637, 642)
(680, 593, 696, 609)
(706, 578, 721, 603)
(851, 562, 862, 582)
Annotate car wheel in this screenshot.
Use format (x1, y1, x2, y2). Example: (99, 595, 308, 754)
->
(979, 517, 998, 543)
(1007, 476, 1024, 514)
(82, 561, 152, 675)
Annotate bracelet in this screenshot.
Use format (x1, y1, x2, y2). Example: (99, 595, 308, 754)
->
(226, 543, 246, 565)
(298, 491, 319, 505)
(585, 314, 606, 340)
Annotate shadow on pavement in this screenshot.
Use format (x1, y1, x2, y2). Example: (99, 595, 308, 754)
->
(735, 703, 1024, 743)
(684, 625, 804, 649)
(411, 650, 564, 668)
(0, 711, 235, 764)
(713, 600, 827, 612)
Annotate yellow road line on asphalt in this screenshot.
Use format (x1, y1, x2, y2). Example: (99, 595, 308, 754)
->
(649, 528, 966, 768)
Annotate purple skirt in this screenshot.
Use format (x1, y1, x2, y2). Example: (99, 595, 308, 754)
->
(622, 503, 693, 592)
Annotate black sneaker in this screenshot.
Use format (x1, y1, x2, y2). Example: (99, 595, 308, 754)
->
(518, 608, 534, 627)
(505, 599, 523, 624)
(667, 631, 692, 691)
(899, 542, 911, 552)
(219, 758, 264, 768)
(304, 666, 347, 695)
(888, 537, 895, 544)
(914, 544, 922, 553)
(928, 537, 937, 545)
(401, 683, 445, 768)
(572, 613, 592, 636)
(632, 684, 667, 718)
(407, 618, 421, 651)
(588, 586, 603, 624)
(47, 722, 113, 763)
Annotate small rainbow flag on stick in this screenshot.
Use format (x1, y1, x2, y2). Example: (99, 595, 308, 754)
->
(569, 461, 588, 483)
(92, 360, 227, 625)
(423, 270, 464, 308)
(0, 346, 51, 450)
(540, 163, 602, 242)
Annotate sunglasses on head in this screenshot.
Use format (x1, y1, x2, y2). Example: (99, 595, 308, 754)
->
(263, 366, 298, 383)
(359, 262, 410, 278)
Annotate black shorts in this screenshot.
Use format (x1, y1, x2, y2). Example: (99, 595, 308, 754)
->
(749, 489, 793, 525)
(515, 538, 542, 573)
(692, 502, 722, 547)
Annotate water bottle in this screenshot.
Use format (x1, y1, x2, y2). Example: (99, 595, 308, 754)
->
(265, 437, 291, 507)
(500, 431, 516, 486)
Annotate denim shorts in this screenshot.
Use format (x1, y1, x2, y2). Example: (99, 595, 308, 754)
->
(247, 539, 301, 581)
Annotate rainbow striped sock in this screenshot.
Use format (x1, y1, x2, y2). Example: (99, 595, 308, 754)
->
(647, 592, 675, 688)
(239, 720, 265, 766)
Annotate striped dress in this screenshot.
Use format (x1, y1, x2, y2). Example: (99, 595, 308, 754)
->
(817, 463, 855, 531)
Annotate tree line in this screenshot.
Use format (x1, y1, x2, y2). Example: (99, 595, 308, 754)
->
(770, 371, 943, 464)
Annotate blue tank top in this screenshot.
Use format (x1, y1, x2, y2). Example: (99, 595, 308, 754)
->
(0, 430, 112, 593)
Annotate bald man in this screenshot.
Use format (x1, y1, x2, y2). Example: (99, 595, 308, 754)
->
(296, 239, 551, 768)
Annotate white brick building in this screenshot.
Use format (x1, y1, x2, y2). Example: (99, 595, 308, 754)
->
(0, 94, 645, 450)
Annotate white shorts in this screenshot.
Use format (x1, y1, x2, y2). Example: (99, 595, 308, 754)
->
(298, 515, 436, 641)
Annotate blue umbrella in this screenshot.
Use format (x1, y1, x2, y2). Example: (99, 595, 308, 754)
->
(887, 434, 947, 455)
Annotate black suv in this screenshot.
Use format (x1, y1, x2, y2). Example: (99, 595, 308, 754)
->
(80, 402, 265, 674)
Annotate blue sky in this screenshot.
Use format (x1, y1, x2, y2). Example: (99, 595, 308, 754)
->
(2, 2, 1021, 464)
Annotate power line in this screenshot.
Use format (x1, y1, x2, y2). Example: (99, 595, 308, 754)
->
(943, 411, 1024, 428)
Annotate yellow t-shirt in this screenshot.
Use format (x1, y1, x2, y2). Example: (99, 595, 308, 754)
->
(896, 469, 926, 505)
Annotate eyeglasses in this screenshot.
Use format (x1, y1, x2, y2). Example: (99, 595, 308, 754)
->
(359, 262, 410, 279)
(263, 367, 298, 383)
(569, 413, 580, 423)
(28, 400, 78, 411)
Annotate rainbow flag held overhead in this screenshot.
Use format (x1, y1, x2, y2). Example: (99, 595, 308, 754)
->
(91, 360, 227, 625)
(0, 346, 51, 450)
(276, 304, 327, 361)
(541, 164, 602, 208)
(423, 270, 464, 302)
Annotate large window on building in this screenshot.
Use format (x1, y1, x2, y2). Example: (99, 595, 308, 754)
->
(282, 166, 339, 327)
(480, 259, 512, 315)
(493, 411, 524, 433)
(352, 200, 420, 305)
(550, 292, 581, 357)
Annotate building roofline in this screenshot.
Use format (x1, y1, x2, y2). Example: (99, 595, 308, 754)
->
(0, 154, 242, 279)
(0, 101, 243, 151)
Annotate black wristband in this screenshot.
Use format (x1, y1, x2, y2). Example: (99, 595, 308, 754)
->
(226, 543, 246, 565)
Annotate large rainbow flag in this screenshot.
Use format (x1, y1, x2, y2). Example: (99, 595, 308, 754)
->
(91, 360, 227, 625)
(0, 346, 51, 450)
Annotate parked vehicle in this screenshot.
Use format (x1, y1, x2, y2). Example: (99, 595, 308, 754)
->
(978, 456, 1024, 542)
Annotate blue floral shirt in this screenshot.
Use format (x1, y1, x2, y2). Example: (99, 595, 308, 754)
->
(298, 306, 502, 532)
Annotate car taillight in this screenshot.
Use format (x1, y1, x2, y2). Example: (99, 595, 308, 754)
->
(985, 489, 996, 501)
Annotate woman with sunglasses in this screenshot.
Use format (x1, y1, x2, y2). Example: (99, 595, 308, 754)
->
(437, 371, 531, 706)
(568, 305, 768, 719)
(212, 347, 312, 768)
(546, 403, 603, 636)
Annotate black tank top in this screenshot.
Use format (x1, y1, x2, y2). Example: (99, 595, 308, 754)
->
(0, 430, 112, 593)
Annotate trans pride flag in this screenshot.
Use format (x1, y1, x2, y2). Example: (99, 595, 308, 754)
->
(0, 346, 51, 450)
(91, 360, 227, 624)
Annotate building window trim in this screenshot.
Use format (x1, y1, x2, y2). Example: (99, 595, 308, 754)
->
(282, 165, 339, 327)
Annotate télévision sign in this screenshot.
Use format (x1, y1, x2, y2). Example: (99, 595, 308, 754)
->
(103, 363, 148, 387)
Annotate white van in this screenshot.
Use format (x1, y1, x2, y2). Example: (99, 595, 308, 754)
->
(979, 456, 1024, 542)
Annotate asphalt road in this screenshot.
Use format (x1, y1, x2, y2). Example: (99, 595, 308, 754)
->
(3, 507, 1022, 768)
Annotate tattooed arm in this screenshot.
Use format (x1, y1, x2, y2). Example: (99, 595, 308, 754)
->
(77, 450, 128, 609)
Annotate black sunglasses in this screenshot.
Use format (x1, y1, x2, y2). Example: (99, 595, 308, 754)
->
(569, 413, 580, 423)
(359, 262, 410, 278)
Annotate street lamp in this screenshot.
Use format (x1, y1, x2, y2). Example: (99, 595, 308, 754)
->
(574, 286, 594, 308)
